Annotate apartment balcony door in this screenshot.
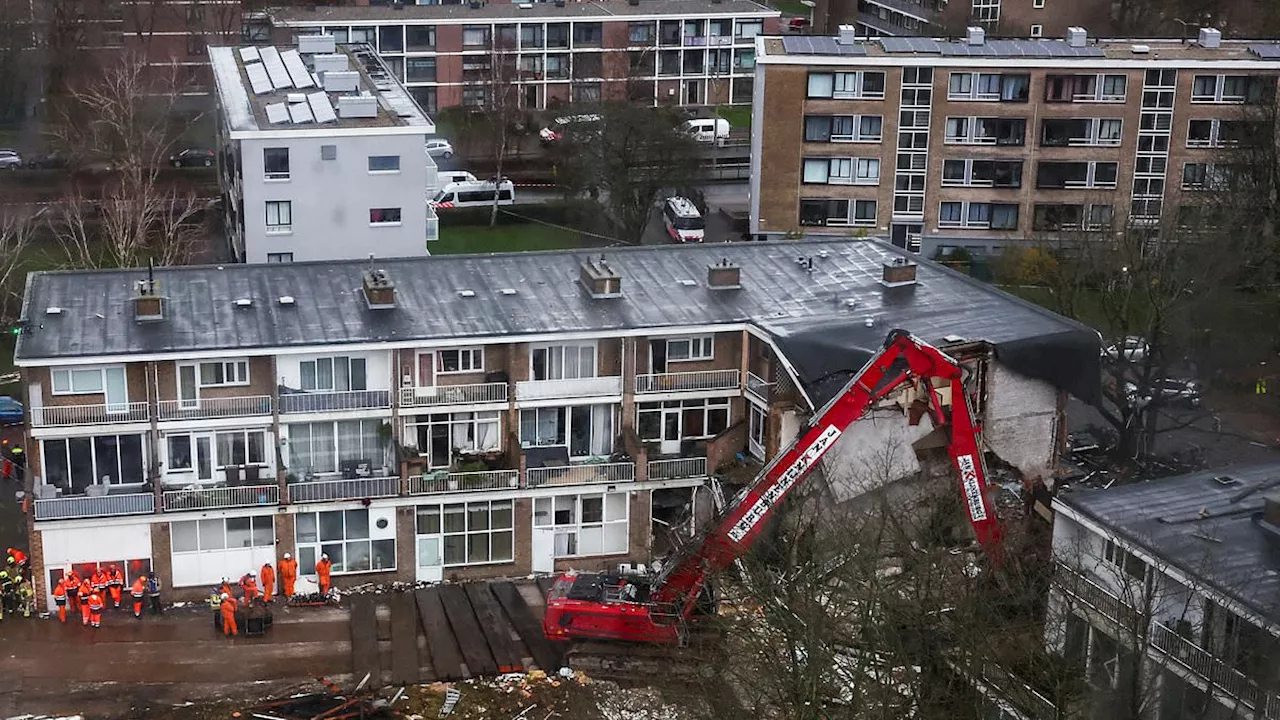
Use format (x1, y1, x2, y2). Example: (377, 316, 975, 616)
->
(104, 367, 128, 414)
(532, 527, 555, 573)
(418, 352, 435, 388)
(660, 406, 681, 455)
(649, 340, 668, 374)
(684, 80, 700, 105)
(178, 364, 199, 409)
(416, 536, 443, 583)
(194, 435, 214, 483)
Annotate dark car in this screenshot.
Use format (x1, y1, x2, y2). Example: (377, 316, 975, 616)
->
(1124, 378, 1202, 409)
(25, 152, 69, 170)
(170, 148, 215, 168)
(0, 397, 24, 425)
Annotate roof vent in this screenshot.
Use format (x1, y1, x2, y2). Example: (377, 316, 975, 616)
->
(1066, 26, 1087, 48)
(298, 34, 336, 55)
(1131, 44, 1151, 54)
(499, 288, 518, 296)
(313, 53, 349, 75)
(278, 295, 296, 306)
(286, 93, 307, 104)
(1198, 27, 1222, 49)
(880, 257, 917, 288)
(707, 259, 741, 290)
(45, 306, 63, 316)
(837, 25, 858, 46)
(338, 95, 378, 119)
(234, 298, 253, 308)
(966, 26, 985, 46)
(362, 269, 396, 309)
(579, 255, 622, 299)
(1213, 475, 1241, 487)
(458, 289, 476, 298)
(134, 266, 164, 322)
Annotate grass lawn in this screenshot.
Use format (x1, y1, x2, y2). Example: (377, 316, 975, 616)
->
(0, 127, 19, 149)
(431, 223, 584, 255)
(772, 0, 811, 15)
(715, 105, 753, 131)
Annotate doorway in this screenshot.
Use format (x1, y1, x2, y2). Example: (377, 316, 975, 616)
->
(684, 80, 700, 105)
(649, 339, 668, 374)
(890, 223, 923, 253)
(660, 407, 681, 455)
(416, 535, 442, 583)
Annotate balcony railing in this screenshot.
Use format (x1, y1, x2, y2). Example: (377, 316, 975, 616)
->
(278, 390, 392, 414)
(1150, 622, 1276, 714)
(648, 456, 708, 481)
(515, 376, 623, 402)
(289, 476, 400, 503)
(635, 369, 740, 394)
(408, 469, 519, 495)
(34, 492, 155, 521)
(427, 203, 439, 244)
(162, 484, 280, 512)
(1054, 562, 1143, 630)
(746, 372, 773, 403)
(157, 396, 273, 420)
(526, 461, 634, 488)
(400, 383, 508, 408)
(32, 401, 149, 427)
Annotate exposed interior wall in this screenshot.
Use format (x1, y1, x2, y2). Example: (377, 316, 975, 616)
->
(983, 361, 1060, 481)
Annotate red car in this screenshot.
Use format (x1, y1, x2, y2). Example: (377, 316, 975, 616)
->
(788, 17, 810, 31)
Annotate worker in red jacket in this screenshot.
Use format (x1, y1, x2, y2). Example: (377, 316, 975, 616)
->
(260, 562, 275, 604)
(107, 565, 124, 609)
(77, 578, 92, 626)
(86, 588, 104, 629)
(51, 576, 68, 623)
(219, 593, 238, 636)
(315, 554, 333, 596)
(130, 575, 146, 618)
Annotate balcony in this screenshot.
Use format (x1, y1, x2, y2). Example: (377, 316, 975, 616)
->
(515, 376, 623, 402)
(1149, 622, 1280, 716)
(157, 396, 273, 421)
(288, 476, 399, 503)
(427, 204, 439, 244)
(278, 390, 392, 414)
(526, 461, 634, 489)
(746, 372, 773, 403)
(32, 401, 149, 427)
(648, 456, 708, 481)
(1053, 562, 1143, 629)
(409, 469, 519, 495)
(162, 484, 279, 512)
(635, 369, 739, 395)
(400, 383, 507, 408)
(34, 492, 155, 521)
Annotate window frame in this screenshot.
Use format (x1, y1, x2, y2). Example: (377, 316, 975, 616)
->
(533, 491, 629, 559)
(265, 200, 292, 234)
(295, 509, 396, 575)
(666, 336, 714, 363)
(263, 147, 290, 181)
(418, 500, 515, 567)
(437, 347, 484, 374)
(299, 356, 368, 393)
(367, 155, 401, 174)
(530, 343, 597, 381)
(51, 366, 124, 396)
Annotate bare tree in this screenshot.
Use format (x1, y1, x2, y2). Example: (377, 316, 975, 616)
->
(0, 209, 38, 322)
(475, 32, 522, 227)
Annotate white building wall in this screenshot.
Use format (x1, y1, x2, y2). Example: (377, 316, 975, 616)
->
(984, 361, 1060, 481)
(277, 350, 394, 391)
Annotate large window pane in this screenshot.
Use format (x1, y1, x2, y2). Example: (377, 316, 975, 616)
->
(94, 436, 120, 483)
(417, 506, 441, 535)
(346, 540, 372, 572)
(172, 521, 199, 553)
(226, 517, 253, 548)
(443, 504, 466, 533)
(198, 519, 225, 550)
(321, 543, 344, 572)
(467, 502, 490, 531)
(297, 513, 318, 543)
(345, 509, 369, 540)
(252, 516, 274, 547)
(372, 539, 396, 570)
(492, 531, 514, 562)
(492, 500, 513, 530)
(467, 533, 489, 563)
(319, 511, 345, 542)
(443, 535, 465, 565)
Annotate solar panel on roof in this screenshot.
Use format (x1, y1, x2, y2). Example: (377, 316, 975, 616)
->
(259, 46, 292, 90)
(933, 38, 1105, 58)
(1249, 43, 1280, 59)
(307, 92, 336, 124)
(239, 46, 260, 63)
(281, 49, 315, 89)
(288, 101, 313, 124)
(245, 63, 273, 95)
(264, 103, 290, 125)
(880, 36, 941, 54)
(781, 35, 868, 55)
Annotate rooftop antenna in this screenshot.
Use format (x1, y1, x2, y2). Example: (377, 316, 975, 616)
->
(146, 258, 155, 294)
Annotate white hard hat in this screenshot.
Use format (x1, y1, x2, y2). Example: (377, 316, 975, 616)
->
(283, 553, 291, 559)
(220, 593, 228, 599)
(321, 553, 328, 560)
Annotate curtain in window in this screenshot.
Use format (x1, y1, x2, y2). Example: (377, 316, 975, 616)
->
(451, 414, 473, 450)
(591, 405, 612, 456)
(476, 413, 499, 450)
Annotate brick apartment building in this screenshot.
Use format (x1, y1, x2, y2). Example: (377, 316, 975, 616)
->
(749, 27, 1280, 254)
(15, 240, 1095, 610)
(267, 0, 781, 113)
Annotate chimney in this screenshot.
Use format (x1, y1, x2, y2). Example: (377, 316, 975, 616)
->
(134, 265, 164, 321)
(579, 255, 622, 299)
(881, 257, 917, 288)
(966, 26, 985, 46)
(707, 259, 741, 290)
(362, 269, 396, 309)
(837, 25, 858, 46)
(1066, 26, 1088, 48)
(1198, 27, 1222, 49)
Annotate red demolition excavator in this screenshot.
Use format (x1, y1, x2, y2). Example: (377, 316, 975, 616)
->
(543, 329, 1003, 645)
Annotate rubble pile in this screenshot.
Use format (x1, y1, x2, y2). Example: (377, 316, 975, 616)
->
(595, 688, 693, 720)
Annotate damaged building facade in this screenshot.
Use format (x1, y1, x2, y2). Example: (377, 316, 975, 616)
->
(14, 240, 1096, 609)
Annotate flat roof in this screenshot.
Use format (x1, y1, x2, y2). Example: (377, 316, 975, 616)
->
(273, 0, 778, 24)
(210, 43, 433, 136)
(1058, 464, 1280, 626)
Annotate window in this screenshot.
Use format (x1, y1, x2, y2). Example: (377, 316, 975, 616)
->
(1033, 203, 1112, 231)
(940, 159, 1021, 188)
(406, 24, 436, 51)
(1034, 0, 1045, 6)
(519, 407, 565, 447)
(734, 19, 763, 39)
(806, 71, 886, 100)
(802, 157, 879, 185)
(972, 0, 1000, 22)
(198, 360, 248, 387)
(1036, 161, 1119, 189)
(637, 398, 731, 441)
(1103, 539, 1146, 581)
(438, 347, 483, 373)
(367, 156, 400, 174)
(369, 207, 402, 225)
(991, 204, 1019, 230)
(462, 26, 489, 48)
(534, 492, 628, 558)
(51, 366, 123, 395)
(948, 72, 1028, 102)
(171, 517, 273, 553)
(945, 116, 1025, 145)
(573, 22, 601, 46)
(299, 356, 368, 392)
(936, 201, 1016, 229)
(287, 420, 385, 476)
(405, 57, 436, 82)
(1030, 24, 1042, 37)
(531, 344, 596, 381)
(1046, 73, 1126, 102)
(263, 147, 289, 180)
(267, 252, 293, 263)
(1193, 74, 1263, 103)
(41, 434, 146, 492)
(407, 411, 501, 467)
(806, 115, 881, 143)
(296, 510, 395, 574)
(265, 200, 291, 233)
(1041, 118, 1122, 147)
(799, 198, 876, 227)
(666, 336, 713, 362)
(628, 21, 654, 43)
(378, 25, 403, 53)
(215, 430, 267, 468)
(520, 24, 543, 49)
(518, 405, 613, 456)
(418, 501, 514, 566)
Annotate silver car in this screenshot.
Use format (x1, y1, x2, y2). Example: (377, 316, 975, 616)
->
(0, 150, 21, 170)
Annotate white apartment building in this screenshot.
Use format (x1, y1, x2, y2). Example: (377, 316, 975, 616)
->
(210, 37, 440, 264)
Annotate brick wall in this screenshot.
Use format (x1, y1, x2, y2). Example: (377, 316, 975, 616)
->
(153, 356, 276, 402)
(707, 418, 748, 474)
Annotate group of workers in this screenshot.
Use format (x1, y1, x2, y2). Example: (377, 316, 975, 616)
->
(1, 548, 33, 620)
(51, 565, 162, 628)
(218, 552, 331, 637)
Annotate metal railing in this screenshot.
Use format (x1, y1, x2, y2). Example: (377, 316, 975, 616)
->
(278, 390, 392, 414)
(973, 657, 1059, 720)
(526, 461, 635, 488)
(746, 372, 773, 402)
(515, 376, 623, 401)
(32, 401, 149, 427)
(162, 484, 280, 512)
(426, 204, 439, 243)
(288, 476, 400, 503)
(408, 470, 519, 495)
(648, 456, 708, 480)
(1150, 622, 1272, 714)
(34, 492, 155, 521)
(1054, 562, 1142, 630)
(157, 395, 272, 420)
(399, 383, 507, 408)
(635, 369, 740, 394)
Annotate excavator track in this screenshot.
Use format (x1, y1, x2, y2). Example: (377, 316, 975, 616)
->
(564, 632, 720, 682)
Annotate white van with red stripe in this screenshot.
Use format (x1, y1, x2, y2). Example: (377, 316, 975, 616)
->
(430, 179, 516, 209)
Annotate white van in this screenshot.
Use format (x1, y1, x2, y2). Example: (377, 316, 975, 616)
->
(431, 179, 516, 208)
(438, 170, 479, 186)
(683, 118, 731, 145)
(662, 196, 705, 242)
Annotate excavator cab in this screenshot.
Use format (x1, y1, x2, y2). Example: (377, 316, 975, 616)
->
(551, 571, 653, 605)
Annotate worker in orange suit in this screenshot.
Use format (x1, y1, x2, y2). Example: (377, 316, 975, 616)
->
(51, 576, 68, 623)
(86, 588, 104, 629)
(130, 575, 146, 618)
(219, 593, 238, 636)
(240, 572, 259, 604)
(260, 563, 275, 604)
(218, 577, 233, 600)
(64, 568, 81, 614)
(91, 568, 108, 605)
(77, 577, 92, 626)
(278, 553, 297, 599)
(315, 554, 332, 596)
(107, 565, 124, 609)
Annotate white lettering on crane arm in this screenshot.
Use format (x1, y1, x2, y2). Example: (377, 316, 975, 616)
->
(956, 453, 988, 523)
(727, 425, 843, 544)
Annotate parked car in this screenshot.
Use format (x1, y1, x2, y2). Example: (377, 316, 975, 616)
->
(0, 397, 24, 425)
(1124, 378, 1202, 408)
(788, 17, 811, 31)
(539, 114, 602, 145)
(25, 152, 68, 170)
(437, 170, 479, 186)
(1104, 336, 1149, 363)
(682, 117, 731, 145)
(0, 150, 21, 170)
(425, 138, 454, 159)
(170, 148, 215, 168)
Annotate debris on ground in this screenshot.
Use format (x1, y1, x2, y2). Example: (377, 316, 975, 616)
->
(243, 676, 402, 719)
